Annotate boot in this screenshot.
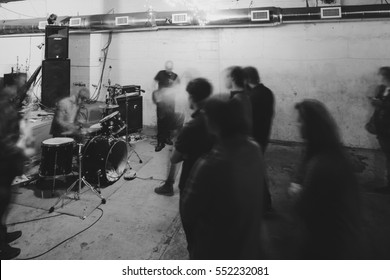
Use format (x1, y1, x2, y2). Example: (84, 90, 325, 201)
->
(155, 142, 165, 152)
(6, 231, 22, 243)
(0, 244, 21, 260)
(154, 182, 174, 196)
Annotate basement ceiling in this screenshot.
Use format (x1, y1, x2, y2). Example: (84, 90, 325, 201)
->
(0, 0, 25, 3)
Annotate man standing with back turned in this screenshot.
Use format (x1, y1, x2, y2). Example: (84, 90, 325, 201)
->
(153, 60, 180, 152)
(244, 66, 275, 213)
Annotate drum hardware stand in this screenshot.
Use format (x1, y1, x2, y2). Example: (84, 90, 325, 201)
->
(39, 150, 68, 198)
(49, 143, 106, 214)
(123, 93, 142, 166)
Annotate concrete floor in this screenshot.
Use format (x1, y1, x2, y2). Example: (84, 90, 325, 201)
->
(6, 128, 390, 260)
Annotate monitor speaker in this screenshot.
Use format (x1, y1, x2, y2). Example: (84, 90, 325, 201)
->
(41, 59, 70, 108)
(45, 25, 69, 59)
(116, 95, 143, 133)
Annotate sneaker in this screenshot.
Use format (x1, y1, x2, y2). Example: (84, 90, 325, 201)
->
(6, 231, 22, 243)
(155, 143, 165, 152)
(165, 138, 173, 145)
(154, 184, 174, 196)
(124, 170, 136, 180)
(0, 244, 21, 260)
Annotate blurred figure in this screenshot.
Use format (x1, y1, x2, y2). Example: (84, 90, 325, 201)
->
(155, 78, 213, 197)
(157, 78, 214, 255)
(153, 60, 181, 152)
(0, 87, 26, 259)
(50, 87, 89, 141)
(181, 98, 265, 259)
(370, 67, 390, 193)
(224, 66, 253, 132)
(294, 99, 361, 259)
(243, 66, 275, 152)
(243, 66, 275, 213)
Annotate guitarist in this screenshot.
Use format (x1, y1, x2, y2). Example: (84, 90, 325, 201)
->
(152, 60, 180, 152)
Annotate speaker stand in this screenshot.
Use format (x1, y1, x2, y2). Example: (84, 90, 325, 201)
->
(123, 94, 142, 167)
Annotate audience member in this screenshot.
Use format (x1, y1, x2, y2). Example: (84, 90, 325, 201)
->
(243, 66, 275, 152)
(0, 87, 26, 259)
(224, 66, 253, 133)
(370, 67, 390, 193)
(155, 78, 214, 196)
(153, 60, 181, 152)
(294, 99, 361, 259)
(181, 97, 265, 259)
(243, 66, 275, 213)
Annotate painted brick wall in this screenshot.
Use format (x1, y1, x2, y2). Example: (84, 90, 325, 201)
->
(96, 20, 390, 149)
(1, 19, 389, 149)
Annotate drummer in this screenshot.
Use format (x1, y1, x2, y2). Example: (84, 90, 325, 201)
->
(50, 87, 90, 142)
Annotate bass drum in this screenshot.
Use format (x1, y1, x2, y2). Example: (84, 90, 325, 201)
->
(82, 136, 128, 185)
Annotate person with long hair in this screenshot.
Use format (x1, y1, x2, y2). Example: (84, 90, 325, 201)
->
(294, 99, 361, 259)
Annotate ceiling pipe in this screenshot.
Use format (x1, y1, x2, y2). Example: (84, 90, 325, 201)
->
(0, 4, 389, 36)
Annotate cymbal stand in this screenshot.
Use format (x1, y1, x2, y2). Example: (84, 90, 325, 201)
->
(124, 93, 142, 165)
(49, 143, 106, 214)
(105, 79, 118, 107)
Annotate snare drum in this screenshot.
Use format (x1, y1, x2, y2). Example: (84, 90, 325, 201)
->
(39, 137, 75, 177)
(87, 123, 102, 137)
(99, 111, 126, 136)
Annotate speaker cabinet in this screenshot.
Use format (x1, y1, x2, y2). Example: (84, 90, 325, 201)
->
(3, 72, 27, 87)
(45, 25, 69, 59)
(41, 59, 70, 108)
(116, 95, 143, 133)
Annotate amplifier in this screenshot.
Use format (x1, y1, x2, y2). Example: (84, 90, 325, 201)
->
(121, 85, 141, 94)
(111, 85, 141, 97)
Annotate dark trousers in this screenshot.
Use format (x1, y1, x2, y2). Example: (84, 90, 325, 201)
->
(157, 104, 175, 144)
(257, 139, 272, 211)
(378, 135, 390, 188)
(0, 175, 14, 246)
(179, 190, 194, 258)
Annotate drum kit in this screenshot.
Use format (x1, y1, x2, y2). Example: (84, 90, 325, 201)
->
(40, 86, 143, 213)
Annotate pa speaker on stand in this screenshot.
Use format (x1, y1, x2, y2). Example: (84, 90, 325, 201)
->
(41, 59, 70, 108)
(41, 25, 70, 108)
(45, 25, 69, 59)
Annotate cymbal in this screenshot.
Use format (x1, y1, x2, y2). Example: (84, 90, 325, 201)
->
(99, 104, 119, 109)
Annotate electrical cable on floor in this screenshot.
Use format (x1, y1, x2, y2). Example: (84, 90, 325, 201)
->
(135, 176, 165, 182)
(16, 208, 104, 260)
(6, 214, 64, 226)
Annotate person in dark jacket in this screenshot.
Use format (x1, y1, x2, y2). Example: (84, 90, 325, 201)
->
(371, 67, 390, 192)
(243, 66, 275, 152)
(153, 60, 180, 152)
(181, 98, 265, 259)
(243, 66, 275, 213)
(0, 86, 25, 259)
(224, 66, 253, 133)
(294, 99, 361, 259)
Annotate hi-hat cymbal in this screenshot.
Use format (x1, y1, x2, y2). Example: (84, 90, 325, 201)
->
(99, 104, 119, 109)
